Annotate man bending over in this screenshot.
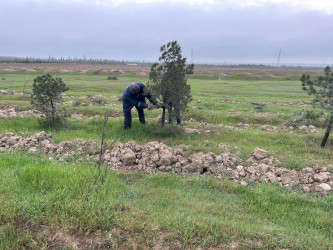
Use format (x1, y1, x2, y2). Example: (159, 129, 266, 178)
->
(122, 82, 156, 129)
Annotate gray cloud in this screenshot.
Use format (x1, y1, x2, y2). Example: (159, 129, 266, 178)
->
(1, 1, 333, 64)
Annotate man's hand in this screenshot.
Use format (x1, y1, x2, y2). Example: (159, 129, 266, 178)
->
(147, 104, 152, 110)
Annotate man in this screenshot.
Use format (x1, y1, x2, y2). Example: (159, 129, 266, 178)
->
(122, 82, 156, 129)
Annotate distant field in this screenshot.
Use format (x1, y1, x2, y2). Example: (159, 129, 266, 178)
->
(0, 63, 330, 168)
(0, 63, 332, 249)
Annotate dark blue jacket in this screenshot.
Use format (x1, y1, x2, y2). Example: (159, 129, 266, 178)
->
(122, 82, 155, 114)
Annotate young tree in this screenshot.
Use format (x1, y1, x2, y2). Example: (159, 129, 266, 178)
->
(31, 73, 68, 125)
(301, 66, 333, 148)
(148, 40, 194, 126)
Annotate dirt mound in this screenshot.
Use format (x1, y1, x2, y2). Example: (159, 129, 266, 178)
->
(0, 132, 332, 194)
(184, 128, 212, 134)
(218, 143, 241, 154)
(298, 100, 312, 106)
(0, 90, 25, 95)
(103, 141, 241, 176)
(298, 125, 318, 133)
(0, 108, 41, 118)
(259, 125, 286, 133)
(0, 132, 98, 161)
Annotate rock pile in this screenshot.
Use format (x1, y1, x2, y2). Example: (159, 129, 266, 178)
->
(0, 132, 98, 161)
(0, 108, 41, 118)
(218, 143, 241, 154)
(184, 128, 212, 134)
(103, 141, 241, 177)
(236, 122, 250, 129)
(0, 131, 332, 193)
(100, 142, 333, 193)
(0, 90, 24, 95)
(259, 125, 286, 133)
(298, 100, 312, 106)
(298, 125, 318, 133)
(0, 131, 52, 152)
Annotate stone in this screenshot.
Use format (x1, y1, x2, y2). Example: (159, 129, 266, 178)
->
(236, 165, 244, 171)
(314, 183, 332, 192)
(314, 172, 329, 183)
(302, 184, 312, 192)
(318, 183, 331, 191)
(240, 181, 248, 186)
(7, 136, 22, 146)
(121, 151, 136, 166)
(253, 147, 268, 160)
(159, 152, 177, 166)
(301, 167, 314, 174)
(28, 147, 38, 153)
(265, 172, 277, 183)
(280, 170, 299, 186)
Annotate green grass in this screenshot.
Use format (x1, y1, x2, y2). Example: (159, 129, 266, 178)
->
(0, 152, 332, 249)
(0, 67, 332, 248)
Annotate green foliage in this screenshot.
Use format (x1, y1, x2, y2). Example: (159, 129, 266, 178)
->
(301, 67, 333, 147)
(31, 73, 68, 126)
(301, 66, 333, 111)
(289, 110, 324, 128)
(148, 40, 194, 124)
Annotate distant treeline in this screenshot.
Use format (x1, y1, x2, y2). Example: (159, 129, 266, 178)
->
(0, 56, 326, 70)
(0, 56, 153, 65)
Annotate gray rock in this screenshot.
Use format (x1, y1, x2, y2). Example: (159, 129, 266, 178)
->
(314, 172, 329, 183)
(318, 183, 331, 191)
(253, 147, 268, 160)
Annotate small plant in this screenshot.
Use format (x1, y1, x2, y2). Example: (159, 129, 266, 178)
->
(107, 75, 118, 80)
(96, 111, 119, 183)
(88, 95, 106, 105)
(91, 98, 106, 105)
(72, 100, 82, 107)
(31, 73, 68, 126)
(289, 110, 324, 128)
(251, 102, 266, 112)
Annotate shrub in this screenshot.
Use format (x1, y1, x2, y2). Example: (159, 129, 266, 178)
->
(107, 75, 118, 80)
(31, 74, 68, 126)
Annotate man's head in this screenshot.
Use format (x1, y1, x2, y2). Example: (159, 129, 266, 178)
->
(129, 83, 140, 95)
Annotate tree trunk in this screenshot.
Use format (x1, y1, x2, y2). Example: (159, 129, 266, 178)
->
(321, 114, 333, 148)
(50, 99, 55, 122)
(161, 107, 165, 127)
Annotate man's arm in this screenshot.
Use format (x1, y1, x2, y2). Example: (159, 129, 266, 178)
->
(126, 94, 148, 108)
(144, 92, 157, 105)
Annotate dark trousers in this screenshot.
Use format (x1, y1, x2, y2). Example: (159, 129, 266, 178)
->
(124, 107, 145, 129)
(168, 106, 181, 125)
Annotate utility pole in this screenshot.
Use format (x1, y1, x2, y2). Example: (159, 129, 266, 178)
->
(191, 48, 194, 63)
(277, 49, 281, 67)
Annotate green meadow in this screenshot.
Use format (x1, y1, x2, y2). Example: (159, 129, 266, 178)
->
(0, 65, 332, 249)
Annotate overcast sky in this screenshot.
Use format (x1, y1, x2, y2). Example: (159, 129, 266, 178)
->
(1, 0, 333, 65)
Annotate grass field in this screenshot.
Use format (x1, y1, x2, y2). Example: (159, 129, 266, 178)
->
(0, 63, 332, 249)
